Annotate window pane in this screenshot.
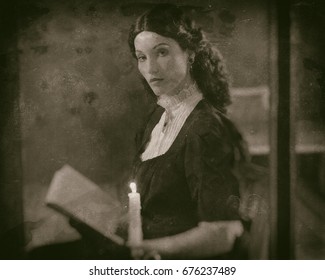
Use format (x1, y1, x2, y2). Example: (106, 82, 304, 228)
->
(291, 0, 325, 259)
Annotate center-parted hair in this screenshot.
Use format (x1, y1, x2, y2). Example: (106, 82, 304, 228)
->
(128, 3, 231, 113)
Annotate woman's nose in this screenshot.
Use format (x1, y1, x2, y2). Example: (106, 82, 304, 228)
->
(147, 58, 159, 74)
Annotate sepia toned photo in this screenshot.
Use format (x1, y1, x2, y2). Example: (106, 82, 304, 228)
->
(0, 0, 324, 260)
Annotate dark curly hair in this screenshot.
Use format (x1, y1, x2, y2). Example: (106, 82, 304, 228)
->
(128, 3, 231, 112)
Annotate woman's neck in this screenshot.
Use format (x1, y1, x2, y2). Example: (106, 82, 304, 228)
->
(157, 82, 201, 112)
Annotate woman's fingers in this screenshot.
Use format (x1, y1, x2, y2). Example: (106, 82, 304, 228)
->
(128, 241, 161, 260)
(131, 247, 145, 259)
(132, 248, 161, 260)
(143, 250, 161, 260)
(231, 220, 244, 237)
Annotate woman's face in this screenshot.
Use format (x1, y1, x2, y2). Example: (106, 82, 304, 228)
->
(134, 31, 192, 97)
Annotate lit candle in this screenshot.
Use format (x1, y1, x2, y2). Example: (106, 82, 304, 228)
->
(128, 182, 143, 246)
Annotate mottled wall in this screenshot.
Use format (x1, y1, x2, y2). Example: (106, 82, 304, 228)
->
(19, 0, 149, 248)
(19, 1, 145, 186)
(15, 0, 269, 249)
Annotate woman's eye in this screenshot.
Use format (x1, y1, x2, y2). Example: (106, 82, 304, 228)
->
(137, 55, 146, 62)
(157, 49, 168, 57)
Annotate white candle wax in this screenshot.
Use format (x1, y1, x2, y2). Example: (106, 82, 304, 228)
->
(128, 182, 143, 246)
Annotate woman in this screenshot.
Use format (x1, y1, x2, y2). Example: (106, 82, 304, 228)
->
(127, 4, 249, 259)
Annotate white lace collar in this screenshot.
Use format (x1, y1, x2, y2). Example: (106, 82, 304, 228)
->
(157, 82, 202, 113)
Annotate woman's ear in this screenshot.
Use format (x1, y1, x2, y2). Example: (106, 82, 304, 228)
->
(187, 50, 195, 65)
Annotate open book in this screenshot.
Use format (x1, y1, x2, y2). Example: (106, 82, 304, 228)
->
(45, 165, 125, 246)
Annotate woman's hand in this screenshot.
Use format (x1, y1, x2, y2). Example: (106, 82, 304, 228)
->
(129, 242, 162, 260)
(128, 238, 165, 259)
(128, 220, 243, 259)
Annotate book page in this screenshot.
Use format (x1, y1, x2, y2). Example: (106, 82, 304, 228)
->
(45, 165, 125, 245)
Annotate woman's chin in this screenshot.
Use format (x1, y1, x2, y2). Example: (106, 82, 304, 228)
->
(150, 88, 165, 97)
(151, 87, 176, 97)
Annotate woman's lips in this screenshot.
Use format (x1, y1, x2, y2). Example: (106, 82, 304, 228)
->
(149, 78, 164, 84)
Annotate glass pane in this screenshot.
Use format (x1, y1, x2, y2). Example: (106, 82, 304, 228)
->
(291, 0, 325, 259)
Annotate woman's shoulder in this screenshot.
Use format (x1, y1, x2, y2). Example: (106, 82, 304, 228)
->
(188, 100, 229, 138)
(186, 100, 246, 153)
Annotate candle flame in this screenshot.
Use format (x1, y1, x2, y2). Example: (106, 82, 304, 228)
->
(129, 182, 137, 193)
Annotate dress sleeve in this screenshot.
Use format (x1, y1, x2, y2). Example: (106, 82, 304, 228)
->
(184, 121, 241, 222)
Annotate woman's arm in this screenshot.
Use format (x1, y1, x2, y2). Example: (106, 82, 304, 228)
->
(131, 220, 243, 259)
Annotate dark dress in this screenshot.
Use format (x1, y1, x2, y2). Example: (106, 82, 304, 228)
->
(133, 99, 246, 241)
